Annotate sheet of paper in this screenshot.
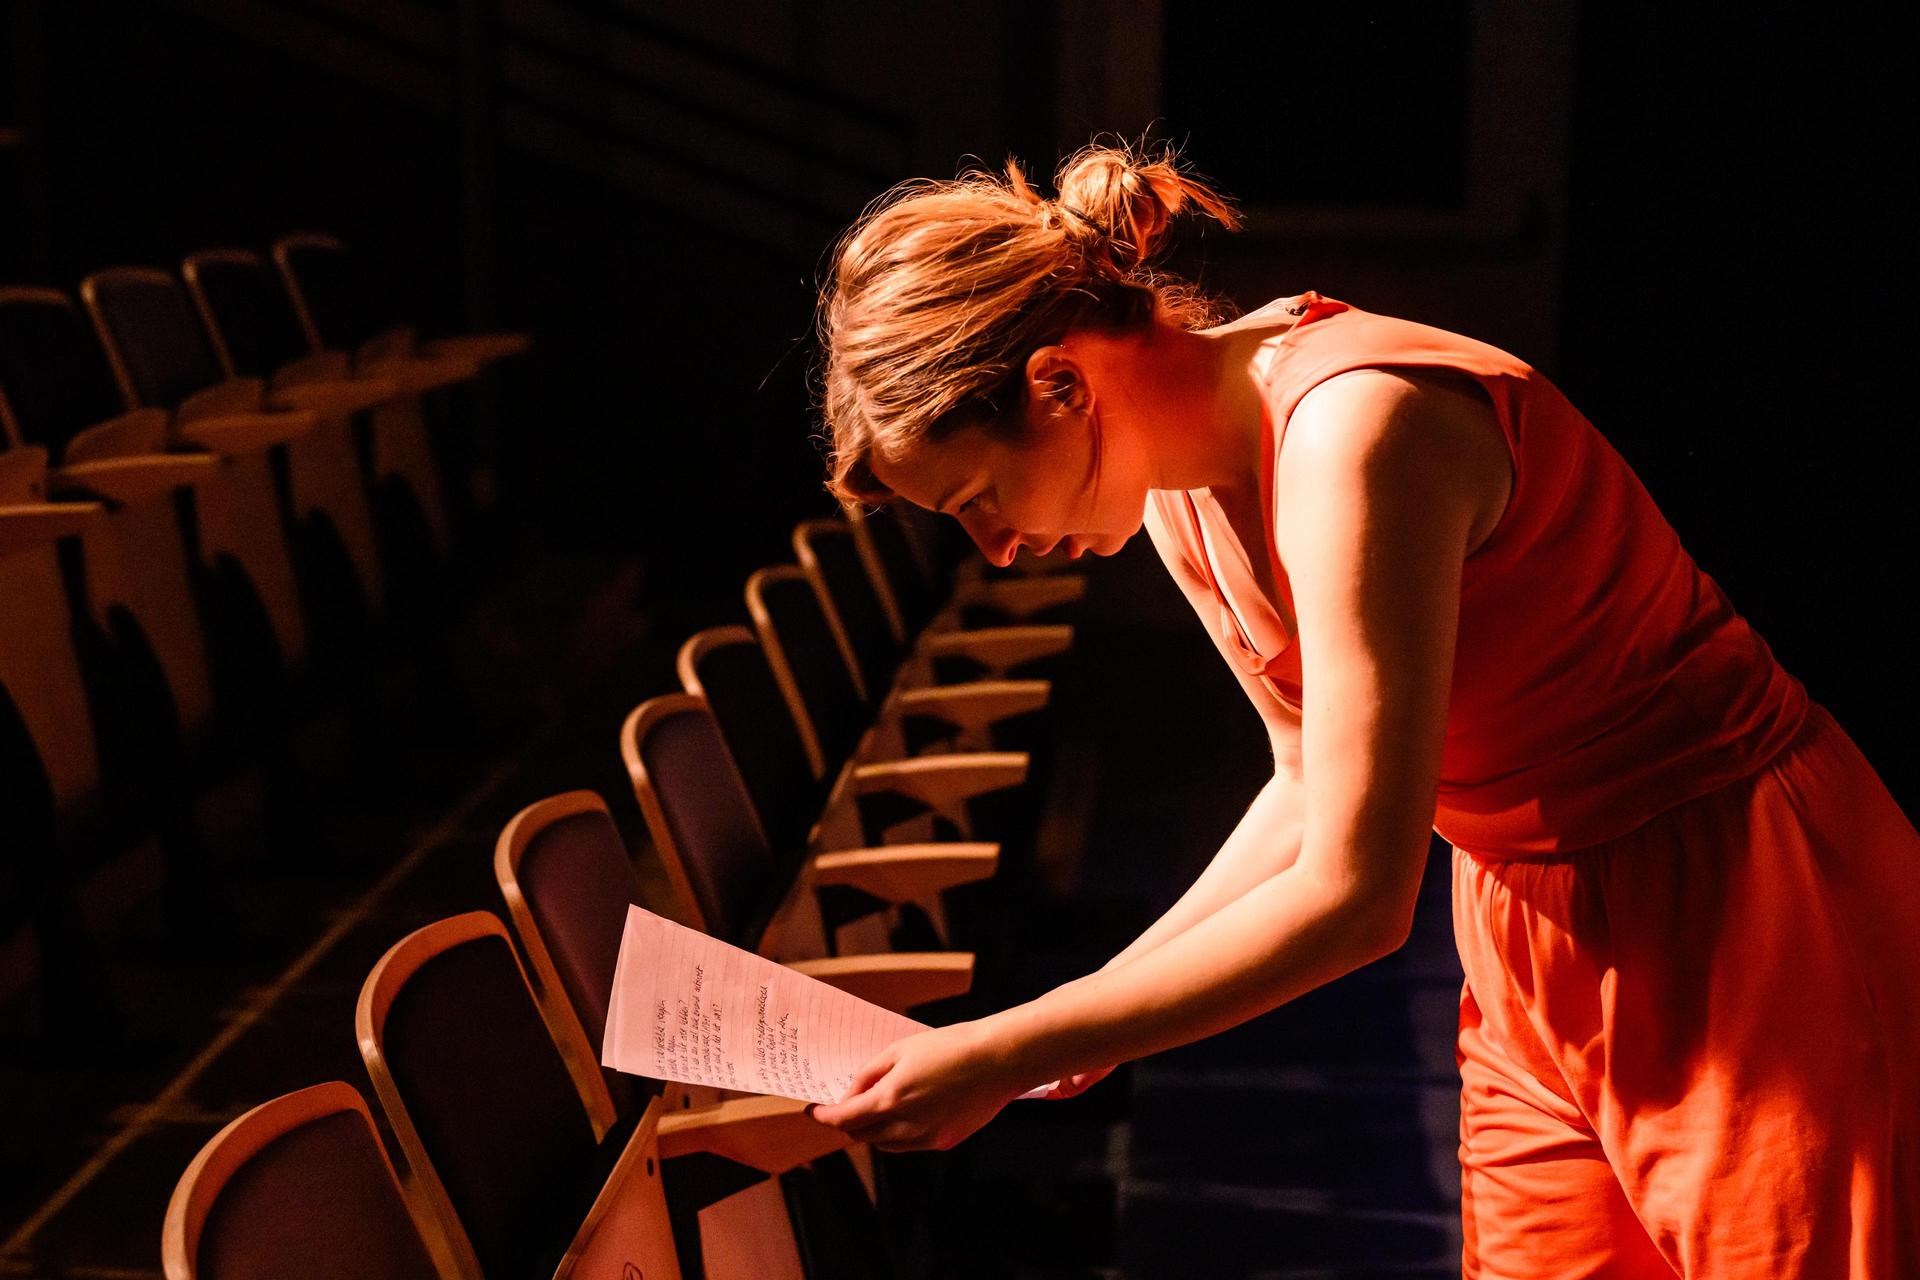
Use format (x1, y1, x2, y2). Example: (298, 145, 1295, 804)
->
(601, 905, 928, 1104)
(601, 905, 1057, 1104)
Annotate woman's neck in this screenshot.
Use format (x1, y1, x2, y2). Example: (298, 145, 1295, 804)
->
(1068, 319, 1288, 493)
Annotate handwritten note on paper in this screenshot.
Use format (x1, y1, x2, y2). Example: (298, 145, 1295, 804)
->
(601, 905, 931, 1104)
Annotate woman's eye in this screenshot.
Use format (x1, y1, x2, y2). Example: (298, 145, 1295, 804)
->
(962, 490, 996, 515)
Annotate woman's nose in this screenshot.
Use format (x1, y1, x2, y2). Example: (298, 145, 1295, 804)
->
(957, 512, 1019, 568)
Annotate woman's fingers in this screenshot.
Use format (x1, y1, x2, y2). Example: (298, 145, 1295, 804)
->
(809, 1045, 901, 1128)
(846, 1047, 898, 1097)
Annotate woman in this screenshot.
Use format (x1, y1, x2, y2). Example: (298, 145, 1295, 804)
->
(806, 143, 1917, 1276)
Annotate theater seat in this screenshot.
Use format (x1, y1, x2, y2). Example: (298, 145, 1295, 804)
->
(793, 518, 1072, 703)
(620, 693, 1000, 961)
(357, 910, 847, 1279)
(161, 1081, 439, 1280)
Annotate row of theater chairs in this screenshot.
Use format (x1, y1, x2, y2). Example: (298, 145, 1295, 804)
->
(0, 234, 526, 1039)
(163, 506, 1086, 1278)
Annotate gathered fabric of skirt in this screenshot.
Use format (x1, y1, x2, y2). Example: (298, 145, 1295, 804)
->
(1452, 702, 1919, 1278)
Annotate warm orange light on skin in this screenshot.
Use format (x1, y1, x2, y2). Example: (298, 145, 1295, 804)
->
(868, 309, 1307, 566)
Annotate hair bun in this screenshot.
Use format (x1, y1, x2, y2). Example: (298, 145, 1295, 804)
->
(1054, 143, 1240, 272)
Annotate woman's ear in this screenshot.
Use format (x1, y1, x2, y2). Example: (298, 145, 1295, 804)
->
(1024, 345, 1092, 418)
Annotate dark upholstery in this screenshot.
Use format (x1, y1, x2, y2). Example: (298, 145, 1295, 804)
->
(637, 705, 777, 949)
(86, 274, 223, 409)
(519, 808, 642, 1115)
(195, 1110, 437, 1280)
(898, 503, 965, 594)
(758, 574, 865, 770)
(278, 241, 383, 351)
(808, 526, 901, 698)
(0, 294, 129, 456)
(191, 257, 310, 377)
(0, 680, 54, 929)
(383, 934, 597, 1278)
(868, 509, 938, 635)
(693, 639, 822, 877)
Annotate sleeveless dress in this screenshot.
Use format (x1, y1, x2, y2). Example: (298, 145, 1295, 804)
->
(1140, 292, 1919, 1278)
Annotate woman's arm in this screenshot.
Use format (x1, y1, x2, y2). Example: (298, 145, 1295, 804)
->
(1098, 769, 1302, 972)
(813, 368, 1508, 1149)
(1095, 499, 1311, 969)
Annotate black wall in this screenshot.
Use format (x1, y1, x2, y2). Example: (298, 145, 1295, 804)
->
(5, 2, 1913, 802)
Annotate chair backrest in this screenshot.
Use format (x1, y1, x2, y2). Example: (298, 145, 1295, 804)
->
(80, 267, 225, 410)
(851, 505, 939, 639)
(0, 449, 103, 812)
(182, 249, 311, 380)
(677, 627, 820, 875)
(0, 287, 132, 458)
(895, 501, 967, 594)
(162, 1081, 439, 1280)
(495, 791, 649, 1133)
(273, 233, 386, 353)
(745, 566, 866, 777)
(619, 693, 779, 950)
(357, 912, 601, 1280)
(792, 519, 899, 702)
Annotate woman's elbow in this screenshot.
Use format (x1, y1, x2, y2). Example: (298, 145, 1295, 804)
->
(1317, 865, 1423, 964)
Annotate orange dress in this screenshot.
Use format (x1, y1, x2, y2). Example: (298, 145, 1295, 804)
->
(1141, 292, 1920, 1277)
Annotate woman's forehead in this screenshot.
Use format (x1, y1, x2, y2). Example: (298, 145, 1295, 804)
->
(868, 432, 987, 511)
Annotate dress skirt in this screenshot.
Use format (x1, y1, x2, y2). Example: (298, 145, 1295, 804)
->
(1452, 702, 1919, 1278)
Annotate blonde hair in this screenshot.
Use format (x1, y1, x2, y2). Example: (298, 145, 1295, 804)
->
(817, 142, 1242, 504)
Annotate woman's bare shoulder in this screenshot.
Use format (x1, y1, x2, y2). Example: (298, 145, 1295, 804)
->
(1279, 368, 1513, 554)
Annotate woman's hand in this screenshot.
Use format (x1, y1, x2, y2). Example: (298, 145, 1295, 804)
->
(808, 1020, 1032, 1152)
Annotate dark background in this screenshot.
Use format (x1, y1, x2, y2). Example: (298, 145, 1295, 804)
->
(4, 0, 1913, 806)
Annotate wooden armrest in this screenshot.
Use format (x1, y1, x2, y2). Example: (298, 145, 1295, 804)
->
(266, 376, 400, 417)
(788, 952, 974, 1013)
(657, 1095, 849, 1173)
(359, 351, 481, 395)
(176, 409, 319, 454)
(0, 501, 104, 553)
(555, 1098, 680, 1279)
(951, 574, 1087, 615)
(61, 407, 172, 464)
(884, 680, 1051, 732)
(919, 624, 1074, 668)
(272, 350, 351, 385)
(423, 331, 531, 364)
(850, 753, 1029, 811)
(810, 842, 999, 901)
(176, 376, 265, 422)
(51, 455, 220, 506)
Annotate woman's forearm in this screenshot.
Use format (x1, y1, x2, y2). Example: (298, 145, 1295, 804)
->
(982, 860, 1401, 1087)
(1099, 770, 1305, 972)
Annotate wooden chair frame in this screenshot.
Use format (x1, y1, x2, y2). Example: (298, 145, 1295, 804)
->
(846, 504, 1087, 642)
(677, 624, 1035, 848)
(621, 692, 995, 970)
(0, 304, 229, 757)
(494, 790, 629, 1140)
(358, 911, 853, 1279)
(1, 447, 108, 807)
(745, 563, 1050, 769)
(271, 231, 528, 374)
(356, 911, 504, 1279)
(792, 518, 1074, 702)
(80, 266, 323, 667)
(161, 1081, 422, 1280)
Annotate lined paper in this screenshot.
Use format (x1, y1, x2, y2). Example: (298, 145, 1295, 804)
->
(602, 906, 1055, 1104)
(602, 906, 931, 1104)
